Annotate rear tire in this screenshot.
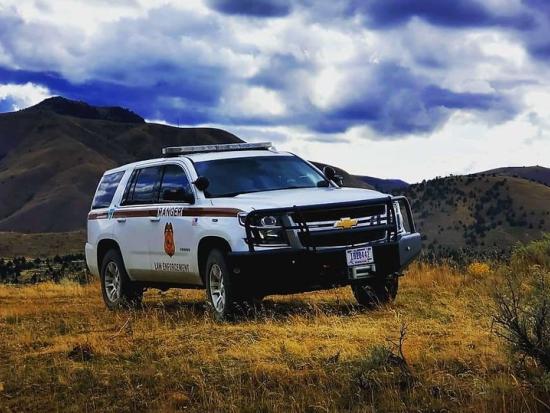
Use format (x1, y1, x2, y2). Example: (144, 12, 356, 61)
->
(352, 276, 398, 308)
(100, 249, 143, 310)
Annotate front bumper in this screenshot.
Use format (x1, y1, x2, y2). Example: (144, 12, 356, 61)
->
(227, 232, 421, 294)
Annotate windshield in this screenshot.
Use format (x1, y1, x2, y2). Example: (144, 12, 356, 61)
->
(194, 155, 328, 198)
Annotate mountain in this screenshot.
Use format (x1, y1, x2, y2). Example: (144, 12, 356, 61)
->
(480, 166, 550, 187)
(25, 96, 146, 124)
(0, 97, 241, 232)
(355, 175, 409, 193)
(398, 174, 550, 256)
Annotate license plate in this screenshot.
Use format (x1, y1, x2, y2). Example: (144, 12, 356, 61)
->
(346, 246, 374, 266)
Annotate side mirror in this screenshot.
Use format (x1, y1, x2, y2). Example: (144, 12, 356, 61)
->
(323, 166, 344, 186)
(162, 188, 194, 204)
(323, 166, 336, 181)
(193, 176, 210, 192)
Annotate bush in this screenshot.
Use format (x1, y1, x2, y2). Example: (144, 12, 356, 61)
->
(492, 236, 550, 371)
(467, 262, 491, 277)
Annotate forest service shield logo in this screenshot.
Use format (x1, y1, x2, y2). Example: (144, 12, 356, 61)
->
(164, 223, 175, 257)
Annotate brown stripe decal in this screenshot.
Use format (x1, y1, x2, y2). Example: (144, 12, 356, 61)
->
(88, 207, 243, 220)
(88, 212, 109, 220)
(113, 209, 157, 219)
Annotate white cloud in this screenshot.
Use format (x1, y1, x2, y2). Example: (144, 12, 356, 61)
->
(0, 82, 51, 111)
(221, 85, 286, 118)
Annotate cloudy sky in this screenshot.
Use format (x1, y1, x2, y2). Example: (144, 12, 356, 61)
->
(1, 0, 549, 182)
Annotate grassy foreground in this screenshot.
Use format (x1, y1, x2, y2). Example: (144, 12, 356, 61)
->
(1, 263, 549, 412)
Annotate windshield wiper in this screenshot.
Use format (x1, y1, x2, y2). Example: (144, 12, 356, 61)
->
(215, 190, 258, 198)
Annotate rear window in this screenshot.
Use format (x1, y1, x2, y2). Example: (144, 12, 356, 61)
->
(91, 171, 124, 209)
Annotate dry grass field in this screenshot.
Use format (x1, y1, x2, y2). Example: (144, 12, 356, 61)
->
(1, 262, 549, 412)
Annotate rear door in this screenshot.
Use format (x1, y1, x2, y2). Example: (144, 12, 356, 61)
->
(114, 165, 163, 281)
(148, 163, 200, 285)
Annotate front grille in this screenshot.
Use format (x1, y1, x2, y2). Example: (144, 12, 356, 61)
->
(291, 203, 392, 248)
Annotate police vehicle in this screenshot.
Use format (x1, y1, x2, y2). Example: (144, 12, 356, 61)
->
(86, 142, 421, 319)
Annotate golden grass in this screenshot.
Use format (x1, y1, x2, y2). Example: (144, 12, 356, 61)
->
(1, 263, 548, 412)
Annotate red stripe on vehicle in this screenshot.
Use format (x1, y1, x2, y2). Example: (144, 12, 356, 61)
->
(88, 207, 242, 220)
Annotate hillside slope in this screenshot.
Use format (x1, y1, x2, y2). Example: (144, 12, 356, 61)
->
(399, 174, 550, 255)
(481, 166, 550, 187)
(0, 97, 241, 232)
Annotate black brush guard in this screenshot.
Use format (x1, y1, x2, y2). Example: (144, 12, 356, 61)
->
(243, 196, 416, 252)
(229, 196, 421, 294)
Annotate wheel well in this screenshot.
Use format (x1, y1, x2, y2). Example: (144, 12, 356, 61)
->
(97, 239, 120, 270)
(198, 236, 231, 282)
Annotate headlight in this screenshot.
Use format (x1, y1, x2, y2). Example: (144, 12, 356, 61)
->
(393, 201, 405, 233)
(260, 215, 278, 226)
(239, 213, 289, 246)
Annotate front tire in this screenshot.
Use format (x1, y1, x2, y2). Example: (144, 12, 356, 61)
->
(100, 249, 143, 310)
(351, 276, 398, 308)
(205, 248, 245, 320)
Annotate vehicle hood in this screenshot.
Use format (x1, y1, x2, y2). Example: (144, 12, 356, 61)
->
(210, 187, 389, 212)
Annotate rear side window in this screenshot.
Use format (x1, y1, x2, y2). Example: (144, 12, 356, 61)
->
(123, 166, 163, 205)
(91, 171, 124, 209)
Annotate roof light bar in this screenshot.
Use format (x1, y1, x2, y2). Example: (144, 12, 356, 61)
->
(162, 142, 274, 156)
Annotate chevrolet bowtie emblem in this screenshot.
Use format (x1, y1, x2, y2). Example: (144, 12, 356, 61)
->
(334, 217, 358, 230)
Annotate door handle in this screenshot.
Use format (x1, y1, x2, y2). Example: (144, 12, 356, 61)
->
(116, 218, 126, 223)
(150, 217, 160, 222)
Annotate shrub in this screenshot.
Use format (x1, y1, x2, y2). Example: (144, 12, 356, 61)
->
(467, 262, 491, 277)
(492, 236, 550, 371)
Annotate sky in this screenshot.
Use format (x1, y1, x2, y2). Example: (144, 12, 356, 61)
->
(1, 0, 550, 182)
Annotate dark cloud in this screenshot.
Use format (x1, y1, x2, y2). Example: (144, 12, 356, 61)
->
(519, 0, 550, 61)
(309, 63, 519, 136)
(0, 58, 521, 137)
(523, 0, 550, 18)
(207, 0, 291, 17)
(0, 66, 216, 124)
(343, 0, 534, 29)
(249, 54, 310, 90)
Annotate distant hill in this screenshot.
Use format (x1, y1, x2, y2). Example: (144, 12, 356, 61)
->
(480, 166, 550, 187)
(0, 97, 241, 232)
(310, 162, 373, 190)
(355, 175, 409, 193)
(398, 174, 550, 255)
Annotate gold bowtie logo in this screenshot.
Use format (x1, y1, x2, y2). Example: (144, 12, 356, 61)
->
(334, 217, 358, 230)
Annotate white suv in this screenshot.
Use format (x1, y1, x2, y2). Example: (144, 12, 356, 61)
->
(86, 142, 421, 318)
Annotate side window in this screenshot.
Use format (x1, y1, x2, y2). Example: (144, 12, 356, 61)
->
(124, 166, 163, 205)
(121, 169, 139, 206)
(159, 164, 194, 203)
(91, 171, 124, 209)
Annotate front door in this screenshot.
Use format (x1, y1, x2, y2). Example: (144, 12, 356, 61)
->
(148, 164, 200, 285)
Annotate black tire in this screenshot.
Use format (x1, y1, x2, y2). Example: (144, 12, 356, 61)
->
(100, 249, 143, 310)
(205, 248, 246, 320)
(351, 276, 398, 308)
